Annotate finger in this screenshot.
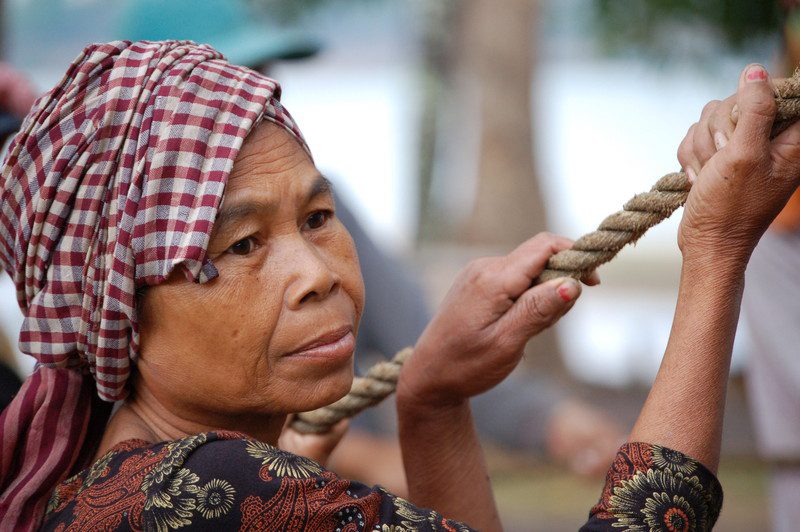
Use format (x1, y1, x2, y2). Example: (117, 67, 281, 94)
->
(709, 94, 737, 150)
(501, 232, 574, 295)
(677, 123, 701, 184)
(584, 270, 601, 286)
(692, 100, 721, 166)
(499, 277, 581, 344)
(280, 419, 349, 464)
(731, 64, 776, 150)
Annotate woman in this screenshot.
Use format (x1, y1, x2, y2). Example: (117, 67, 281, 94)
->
(0, 40, 795, 530)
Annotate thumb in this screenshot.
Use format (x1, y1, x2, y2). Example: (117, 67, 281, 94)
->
(732, 64, 776, 148)
(500, 277, 581, 344)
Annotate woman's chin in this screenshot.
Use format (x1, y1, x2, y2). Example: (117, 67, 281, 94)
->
(292, 366, 354, 413)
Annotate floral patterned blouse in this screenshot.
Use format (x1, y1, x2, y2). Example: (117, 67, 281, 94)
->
(42, 432, 723, 531)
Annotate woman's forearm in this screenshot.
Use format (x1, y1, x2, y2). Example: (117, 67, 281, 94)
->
(628, 254, 745, 473)
(397, 398, 501, 531)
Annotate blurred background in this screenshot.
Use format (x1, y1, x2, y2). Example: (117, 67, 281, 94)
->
(0, 0, 794, 529)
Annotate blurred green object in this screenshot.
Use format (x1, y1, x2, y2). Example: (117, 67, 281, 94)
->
(594, 0, 784, 58)
(117, 0, 321, 67)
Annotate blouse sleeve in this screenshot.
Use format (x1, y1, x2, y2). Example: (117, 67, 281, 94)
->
(579, 442, 724, 531)
(163, 432, 476, 531)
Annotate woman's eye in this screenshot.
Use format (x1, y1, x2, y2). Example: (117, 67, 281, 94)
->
(305, 210, 332, 230)
(226, 237, 258, 256)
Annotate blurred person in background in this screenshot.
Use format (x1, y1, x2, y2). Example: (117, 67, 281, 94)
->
(739, 3, 800, 529)
(111, 0, 624, 493)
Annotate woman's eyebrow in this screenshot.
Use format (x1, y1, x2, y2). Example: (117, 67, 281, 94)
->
(214, 175, 333, 235)
(307, 174, 333, 203)
(213, 200, 275, 235)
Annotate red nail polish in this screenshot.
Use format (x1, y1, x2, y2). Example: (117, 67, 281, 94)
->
(558, 285, 573, 302)
(746, 66, 767, 82)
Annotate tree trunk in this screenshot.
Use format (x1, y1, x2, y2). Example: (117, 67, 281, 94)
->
(459, 0, 549, 244)
(417, 0, 565, 374)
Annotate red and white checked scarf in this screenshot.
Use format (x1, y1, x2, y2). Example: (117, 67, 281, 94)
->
(0, 40, 307, 529)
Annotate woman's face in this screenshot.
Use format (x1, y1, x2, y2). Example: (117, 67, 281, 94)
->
(136, 121, 365, 431)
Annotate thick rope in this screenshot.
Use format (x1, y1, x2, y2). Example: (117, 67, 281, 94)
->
(538, 171, 690, 282)
(539, 74, 800, 282)
(292, 75, 800, 434)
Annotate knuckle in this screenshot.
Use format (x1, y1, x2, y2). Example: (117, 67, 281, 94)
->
(677, 138, 693, 167)
(531, 231, 556, 245)
(694, 135, 715, 161)
(464, 257, 497, 287)
(725, 146, 763, 174)
(523, 293, 552, 323)
(533, 231, 567, 251)
(701, 100, 721, 117)
(466, 257, 492, 273)
(724, 149, 748, 168)
(745, 91, 776, 119)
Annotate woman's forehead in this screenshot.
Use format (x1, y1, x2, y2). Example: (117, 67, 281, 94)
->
(218, 173, 332, 222)
(229, 122, 311, 182)
(240, 120, 305, 162)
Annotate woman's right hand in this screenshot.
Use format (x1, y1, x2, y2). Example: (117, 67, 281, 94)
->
(396, 232, 595, 410)
(677, 64, 800, 265)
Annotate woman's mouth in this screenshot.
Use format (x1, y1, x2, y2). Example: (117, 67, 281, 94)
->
(284, 326, 355, 360)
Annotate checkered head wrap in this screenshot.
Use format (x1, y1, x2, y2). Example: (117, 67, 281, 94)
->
(0, 40, 307, 529)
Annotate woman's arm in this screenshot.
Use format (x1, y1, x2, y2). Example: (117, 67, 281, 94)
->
(397, 399, 496, 528)
(631, 64, 800, 472)
(628, 251, 743, 472)
(580, 65, 800, 531)
(396, 234, 597, 530)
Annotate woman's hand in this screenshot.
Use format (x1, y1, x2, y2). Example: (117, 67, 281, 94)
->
(395, 233, 593, 530)
(397, 232, 595, 409)
(278, 418, 348, 467)
(625, 63, 800, 477)
(677, 64, 800, 265)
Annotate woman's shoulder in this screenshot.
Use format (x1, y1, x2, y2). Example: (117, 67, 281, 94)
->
(43, 431, 470, 531)
(43, 431, 252, 530)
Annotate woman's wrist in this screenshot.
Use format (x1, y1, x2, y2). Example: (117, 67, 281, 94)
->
(395, 344, 470, 416)
(679, 246, 750, 281)
(396, 371, 470, 424)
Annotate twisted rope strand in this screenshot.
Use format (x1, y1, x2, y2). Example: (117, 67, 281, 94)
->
(539, 171, 690, 282)
(292, 76, 800, 434)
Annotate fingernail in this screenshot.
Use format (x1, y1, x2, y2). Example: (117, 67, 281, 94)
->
(556, 278, 580, 302)
(731, 104, 739, 123)
(713, 131, 728, 150)
(745, 64, 768, 83)
(685, 167, 697, 184)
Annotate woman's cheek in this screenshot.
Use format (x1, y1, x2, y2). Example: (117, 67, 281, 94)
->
(340, 251, 365, 320)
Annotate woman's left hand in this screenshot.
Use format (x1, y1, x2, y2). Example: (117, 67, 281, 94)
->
(397, 232, 598, 410)
(677, 64, 800, 264)
(278, 418, 349, 466)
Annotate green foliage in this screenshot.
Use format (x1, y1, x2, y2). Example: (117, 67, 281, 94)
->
(594, 0, 785, 58)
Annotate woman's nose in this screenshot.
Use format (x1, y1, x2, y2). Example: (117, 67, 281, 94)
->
(283, 238, 340, 309)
